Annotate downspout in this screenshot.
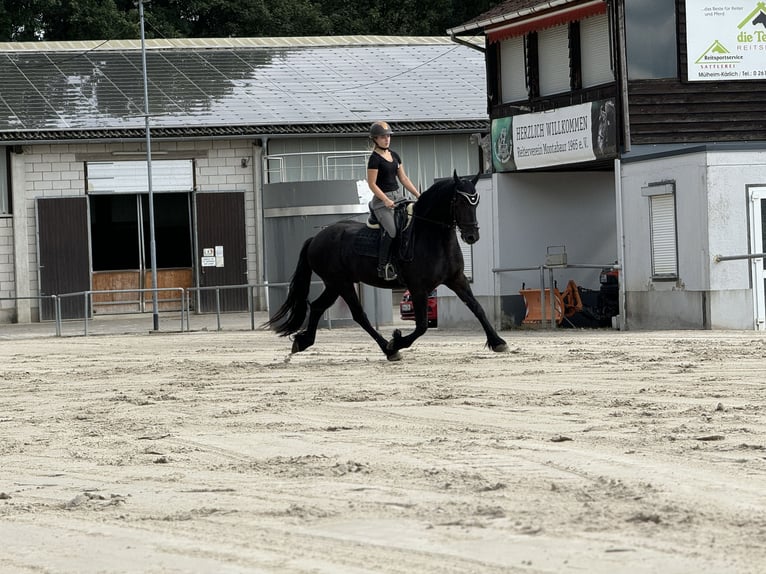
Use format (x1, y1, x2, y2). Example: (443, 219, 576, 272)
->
(449, 35, 486, 53)
(615, 0, 631, 153)
(614, 158, 627, 331)
(254, 137, 267, 311)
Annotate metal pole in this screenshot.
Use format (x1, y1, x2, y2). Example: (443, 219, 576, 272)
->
(549, 266, 556, 329)
(139, 0, 160, 331)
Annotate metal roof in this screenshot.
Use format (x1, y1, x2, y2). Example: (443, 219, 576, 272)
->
(0, 36, 488, 143)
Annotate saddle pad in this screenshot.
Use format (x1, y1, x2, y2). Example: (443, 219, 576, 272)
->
(352, 226, 380, 258)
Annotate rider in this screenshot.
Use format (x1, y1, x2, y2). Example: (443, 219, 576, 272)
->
(366, 121, 420, 280)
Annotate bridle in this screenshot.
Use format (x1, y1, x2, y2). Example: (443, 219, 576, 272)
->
(410, 182, 480, 231)
(452, 186, 480, 231)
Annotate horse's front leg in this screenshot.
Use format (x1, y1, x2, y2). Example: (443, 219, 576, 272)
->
(387, 291, 429, 354)
(445, 275, 508, 352)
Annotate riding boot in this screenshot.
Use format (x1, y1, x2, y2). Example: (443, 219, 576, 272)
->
(377, 232, 397, 281)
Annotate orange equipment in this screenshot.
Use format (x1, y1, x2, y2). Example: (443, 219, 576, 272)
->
(520, 280, 583, 325)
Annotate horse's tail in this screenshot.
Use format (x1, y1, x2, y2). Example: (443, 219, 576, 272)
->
(263, 238, 314, 336)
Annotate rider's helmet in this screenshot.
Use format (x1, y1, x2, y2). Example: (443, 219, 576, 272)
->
(369, 121, 392, 138)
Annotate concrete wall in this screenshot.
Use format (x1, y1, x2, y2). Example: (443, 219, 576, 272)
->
(438, 170, 617, 329)
(619, 149, 766, 330)
(0, 215, 13, 321)
(492, 170, 617, 326)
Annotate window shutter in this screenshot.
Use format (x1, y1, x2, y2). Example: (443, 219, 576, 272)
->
(650, 193, 678, 277)
(538, 24, 570, 96)
(500, 36, 527, 102)
(580, 13, 613, 87)
(458, 237, 473, 281)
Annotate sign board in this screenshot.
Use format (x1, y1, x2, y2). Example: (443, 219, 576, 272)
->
(685, 1, 766, 81)
(491, 98, 616, 172)
(201, 256, 216, 267)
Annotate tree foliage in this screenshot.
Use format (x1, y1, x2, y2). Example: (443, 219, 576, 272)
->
(0, 0, 502, 41)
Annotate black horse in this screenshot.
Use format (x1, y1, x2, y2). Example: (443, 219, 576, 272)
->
(264, 171, 508, 361)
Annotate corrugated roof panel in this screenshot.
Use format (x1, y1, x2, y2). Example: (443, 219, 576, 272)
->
(0, 37, 487, 140)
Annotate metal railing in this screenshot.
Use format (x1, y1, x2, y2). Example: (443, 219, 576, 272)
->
(0, 280, 349, 337)
(714, 252, 766, 263)
(57, 288, 186, 336)
(493, 262, 619, 329)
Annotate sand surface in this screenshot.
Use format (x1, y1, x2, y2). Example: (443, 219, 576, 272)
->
(1, 322, 765, 573)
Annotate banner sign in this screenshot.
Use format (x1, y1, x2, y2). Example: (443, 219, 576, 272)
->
(491, 98, 616, 172)
(685, 1, 766, 81)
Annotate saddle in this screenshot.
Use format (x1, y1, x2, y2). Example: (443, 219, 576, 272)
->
(353, 201, 416, 261)
(366, 201, 415, 232)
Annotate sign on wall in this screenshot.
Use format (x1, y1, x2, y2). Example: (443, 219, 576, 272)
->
(87, 160, 194, 193)
(491, 98, 616, 172)
(685, 1, 766, 81)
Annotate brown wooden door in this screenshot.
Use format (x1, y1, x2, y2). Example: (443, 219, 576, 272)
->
(194, 192, 248, 312)
(37, 197, 91, 320)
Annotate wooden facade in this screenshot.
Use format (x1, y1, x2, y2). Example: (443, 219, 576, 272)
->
(480, 0, 766, 149)
(629, 1, 766, 144)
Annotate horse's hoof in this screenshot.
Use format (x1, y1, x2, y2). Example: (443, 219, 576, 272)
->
(493, 342, 509, 353)
(387, 351, 402, 362)
(291, 340, 301, 353)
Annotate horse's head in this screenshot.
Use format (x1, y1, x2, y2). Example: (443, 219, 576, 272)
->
(452, 170, 481, 244)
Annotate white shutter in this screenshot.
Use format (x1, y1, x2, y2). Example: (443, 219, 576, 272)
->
(580, 13, 613, 87)
(650, 194, 678, 277)
(458, 237, 473, 281)
(500, 36, 527, 102)
(0, 148, 8, 213)
(538, 24, 571, 96)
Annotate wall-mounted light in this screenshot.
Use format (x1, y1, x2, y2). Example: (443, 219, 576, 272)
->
(241, 157, 250, 168)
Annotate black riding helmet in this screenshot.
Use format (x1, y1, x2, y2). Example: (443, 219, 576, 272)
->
(369, 121, 392, 138)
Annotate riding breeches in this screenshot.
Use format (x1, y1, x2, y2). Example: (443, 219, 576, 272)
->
(370, 190, 403, 237)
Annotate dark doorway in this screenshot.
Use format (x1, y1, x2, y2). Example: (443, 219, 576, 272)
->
(37, 197, 90, 320)
(195, 191, 248, 312)
(89, 193, 192, 313)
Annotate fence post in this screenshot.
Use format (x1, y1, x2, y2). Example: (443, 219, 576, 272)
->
(54, 296, 61, 337)
(215, 288, 222, 331)
(83, 292, 90, 336)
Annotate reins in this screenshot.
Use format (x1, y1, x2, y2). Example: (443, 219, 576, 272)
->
(410, 184, 479, 230)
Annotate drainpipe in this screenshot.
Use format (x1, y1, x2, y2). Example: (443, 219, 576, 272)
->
(614, 158, 627, 330)
(615, 0, 631, 153)
(254, 137, 267, 311)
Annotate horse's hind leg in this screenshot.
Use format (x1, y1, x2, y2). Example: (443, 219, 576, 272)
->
(337, 283, 401, 361)
(292, 287, 338, 353)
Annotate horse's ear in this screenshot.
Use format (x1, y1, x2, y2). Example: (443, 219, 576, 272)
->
(453, 169, 459, 184)
(471, 171, 481, 185)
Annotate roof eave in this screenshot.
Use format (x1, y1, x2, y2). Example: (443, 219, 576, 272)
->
(447, 0, 583, 35)
(0, 120, 490, 145)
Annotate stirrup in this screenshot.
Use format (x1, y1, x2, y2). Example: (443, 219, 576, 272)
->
(378, 263, 397, 281)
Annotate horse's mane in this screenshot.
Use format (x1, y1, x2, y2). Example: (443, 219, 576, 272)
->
(413, 177, 455, 219)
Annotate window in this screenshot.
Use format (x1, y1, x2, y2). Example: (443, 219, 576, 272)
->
(580, 13, 613, 87)
(625, 0, 678, 79)
(500, 35, 527, 102)
(0, 148, 10, 214)
(644, 182, 678, 279)
(538, 24, 571, 96)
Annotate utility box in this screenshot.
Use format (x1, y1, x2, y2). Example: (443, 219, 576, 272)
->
(545, 245, 567, 267)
